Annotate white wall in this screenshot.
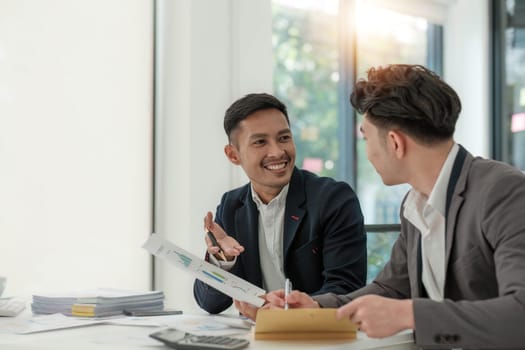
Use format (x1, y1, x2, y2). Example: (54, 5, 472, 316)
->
(154, 0, 272, 312)
(0, 0, 153, 296)
(444, 0, 490, 157)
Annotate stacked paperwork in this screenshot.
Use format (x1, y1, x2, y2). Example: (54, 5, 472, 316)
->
(31, 288, 164, 317)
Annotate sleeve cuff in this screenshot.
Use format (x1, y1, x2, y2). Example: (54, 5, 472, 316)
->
(209, 254, 237, 271)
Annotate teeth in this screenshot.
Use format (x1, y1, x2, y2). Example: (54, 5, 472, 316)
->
(266, 163, 286, 170)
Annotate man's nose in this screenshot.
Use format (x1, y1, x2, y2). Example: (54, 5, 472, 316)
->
(267, 140, 286, 156)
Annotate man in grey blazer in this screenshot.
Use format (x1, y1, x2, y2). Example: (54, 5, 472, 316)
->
(266, 65, 525, 349)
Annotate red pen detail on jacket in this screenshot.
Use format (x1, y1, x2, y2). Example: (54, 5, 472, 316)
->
(291, 215, 299, 221)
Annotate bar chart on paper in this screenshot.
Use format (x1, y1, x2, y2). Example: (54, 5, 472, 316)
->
(143, 235, 266, 306)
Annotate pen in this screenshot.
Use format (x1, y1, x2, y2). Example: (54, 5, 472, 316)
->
(207, 231, 227, 262)
(284, 278, 292, 310)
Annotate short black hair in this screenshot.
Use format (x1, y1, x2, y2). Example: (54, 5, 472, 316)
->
(224, 93, 289, 142)
(350, 64, 461, 144)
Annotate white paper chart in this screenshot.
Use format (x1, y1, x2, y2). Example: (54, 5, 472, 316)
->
(142, 235, 266, 307)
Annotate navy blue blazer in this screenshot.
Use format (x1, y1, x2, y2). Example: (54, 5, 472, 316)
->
(193, 167, 366, 314)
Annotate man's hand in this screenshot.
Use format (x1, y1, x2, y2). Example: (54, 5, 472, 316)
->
(264, 289, 320, 309)
(204, 212, 245, 260)
(335, 295, 414, 338)
(233, 300, 261, 321)
(236, 289, 321, 321)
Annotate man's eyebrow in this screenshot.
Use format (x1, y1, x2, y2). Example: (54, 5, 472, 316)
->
(277, 128, 292, 135)
(248, 133, 268, 140)
(248, 128, 291, 140)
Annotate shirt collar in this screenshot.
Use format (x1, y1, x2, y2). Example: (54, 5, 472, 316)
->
(404, 143, 459, 218)
(251, 183, 289, 210)
(427, 143, 459, 216)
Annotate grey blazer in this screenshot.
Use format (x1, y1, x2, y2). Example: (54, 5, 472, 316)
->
(314, 146, 525, 349)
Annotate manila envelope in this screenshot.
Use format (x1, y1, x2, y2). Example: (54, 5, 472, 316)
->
(254, 308, 357, 340)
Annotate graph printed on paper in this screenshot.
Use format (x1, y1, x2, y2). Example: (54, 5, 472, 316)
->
(143, 235, 265, 307)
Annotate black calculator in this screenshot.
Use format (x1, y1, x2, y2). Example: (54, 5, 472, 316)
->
(149, 328, 250, 350)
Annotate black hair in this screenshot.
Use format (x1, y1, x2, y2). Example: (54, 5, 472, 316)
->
(350, 64, 462, 144)
(224, 93, 289, 142)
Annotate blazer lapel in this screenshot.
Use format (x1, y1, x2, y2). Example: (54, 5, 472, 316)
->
(415, 146, 470, 297)
(416, 233, 426, 297)
(444, 145, 470, 272)
(234, 190, 262, 286)
(283, 168, 306, 266)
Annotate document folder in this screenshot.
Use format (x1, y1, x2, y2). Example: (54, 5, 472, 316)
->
(254, 308, 357, 340)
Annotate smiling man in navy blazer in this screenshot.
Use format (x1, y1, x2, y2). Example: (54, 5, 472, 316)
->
(193, 93, 366, 315)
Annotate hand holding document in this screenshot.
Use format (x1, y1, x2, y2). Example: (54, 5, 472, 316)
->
(142, 234, 266, 307)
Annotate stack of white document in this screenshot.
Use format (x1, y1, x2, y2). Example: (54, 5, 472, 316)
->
(31, 288, 164, 317)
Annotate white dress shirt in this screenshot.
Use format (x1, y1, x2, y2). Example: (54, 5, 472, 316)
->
(403, 143, 459, 301)
(251, 184, 288, 292)
(208, 184, 289, 293)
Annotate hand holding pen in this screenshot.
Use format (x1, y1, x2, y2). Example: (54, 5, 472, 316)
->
(284, 278, 292, 310)
(204, 211, 245, 261)
(207, 231, 227, 262)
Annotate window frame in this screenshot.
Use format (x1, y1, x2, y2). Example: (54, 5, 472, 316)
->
(338, 1, 443, 237)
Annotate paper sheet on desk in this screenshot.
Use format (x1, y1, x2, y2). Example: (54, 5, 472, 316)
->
(164, 314, 252, 336)
(1, 313, 191, 335)
(0, 313, 104, 334)
(143, 234, 266, 307)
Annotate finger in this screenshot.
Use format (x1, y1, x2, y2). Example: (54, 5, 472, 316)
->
(259, 296, 271, 310)
(286, 291, 312, 306)
(234, 300, 247, 312)
(336, 300, 358, 321)
(265, 289, 285, 300)
(264, 290, 286, 307)
(209, 221, 227, 240)
(266, 303, 285, 310)
(234, 300, 254, 320)
(204, 212, 213, 231)
(222, 245, 245, 257)
(207, 247, 220, 255)
(204, 235, 220, 254)
(204, 235, 213, 248)
(233, 300, 243, 313)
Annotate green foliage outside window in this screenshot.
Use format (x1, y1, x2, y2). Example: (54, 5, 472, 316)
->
(366, 232, 399, 283)
(273, 5, 339, 179)
(272, 2, 432, 281)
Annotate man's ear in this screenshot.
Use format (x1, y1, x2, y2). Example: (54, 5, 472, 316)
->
(387, 130, 407, 159)
(224, 144, 241, 165)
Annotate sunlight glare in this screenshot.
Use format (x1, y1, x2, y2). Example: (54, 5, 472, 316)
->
(273, 0, 339, 15)
(355, 1, 427, 44)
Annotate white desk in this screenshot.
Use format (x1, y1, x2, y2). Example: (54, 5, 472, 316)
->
(0, 322, 416, 350)
(0, 306, 416, 350)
